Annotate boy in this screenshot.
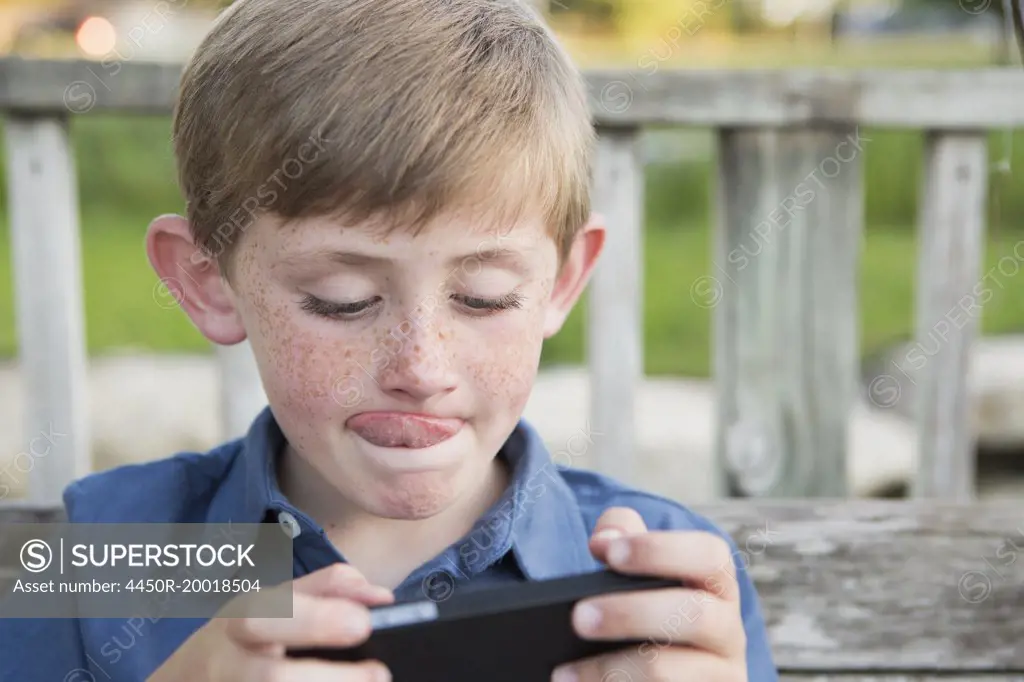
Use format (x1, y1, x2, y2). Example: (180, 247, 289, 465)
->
(2, 0, 778, 680)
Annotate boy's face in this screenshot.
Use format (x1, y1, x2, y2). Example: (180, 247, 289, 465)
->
(147, 208, 604, 520)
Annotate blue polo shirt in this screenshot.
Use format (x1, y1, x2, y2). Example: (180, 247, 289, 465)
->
(1, 407, 778, 681)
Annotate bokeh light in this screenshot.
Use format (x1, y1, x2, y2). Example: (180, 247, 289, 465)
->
(76, 16, 117, 57)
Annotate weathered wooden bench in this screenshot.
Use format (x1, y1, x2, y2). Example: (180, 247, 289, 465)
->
(4, 500, 1022, 680)
(2, 59, 1024, 680)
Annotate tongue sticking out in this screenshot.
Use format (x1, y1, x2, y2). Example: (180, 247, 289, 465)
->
(347, 413, 462, 449)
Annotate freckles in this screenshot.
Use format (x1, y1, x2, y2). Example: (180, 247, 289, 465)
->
(470, 340, 534, 403)
(249, 297, 333, 410)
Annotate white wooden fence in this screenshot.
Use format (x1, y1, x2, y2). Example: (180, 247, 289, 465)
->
(3, 59, 1024, 506)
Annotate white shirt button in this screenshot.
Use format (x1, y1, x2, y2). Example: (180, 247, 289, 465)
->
(278, 511, 301, 539)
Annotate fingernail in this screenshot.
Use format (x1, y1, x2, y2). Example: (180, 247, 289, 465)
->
(373, 665, 392, 682)
(574, 602, 602, 635)
(369, 585, 394, 599)
(607, 538, 631, 565)
(344, 613, 372, 638)
(552, 664, 579, 682)
(593, 528, 622, 543)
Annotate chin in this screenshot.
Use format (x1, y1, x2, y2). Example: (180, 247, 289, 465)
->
(367, 474, 460, 520)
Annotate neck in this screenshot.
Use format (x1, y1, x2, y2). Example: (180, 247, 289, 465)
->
(277, 446, 510, 589)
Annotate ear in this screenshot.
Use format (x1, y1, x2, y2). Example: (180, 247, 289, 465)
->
(145, 214, 247, 346)
(542, 212, 606, 338)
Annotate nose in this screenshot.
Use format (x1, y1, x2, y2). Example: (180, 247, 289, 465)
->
(370, 313, 457, 404)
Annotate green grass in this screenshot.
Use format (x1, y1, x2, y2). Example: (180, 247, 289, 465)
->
(544, 223, 1024, 377)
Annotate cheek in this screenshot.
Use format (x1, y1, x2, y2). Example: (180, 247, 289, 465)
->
(243, 296, 375, 418)
(466, 309, 545, 414)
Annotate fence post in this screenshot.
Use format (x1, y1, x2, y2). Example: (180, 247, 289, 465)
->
(713, 127, 864, 497)
(217, 342, 267, 442)
(911, 131, 988, 500)
(588, 128, 644, 483)
(4, 115, 91, 505)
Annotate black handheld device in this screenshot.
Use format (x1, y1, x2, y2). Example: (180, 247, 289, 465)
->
(287, 569, 677, 682)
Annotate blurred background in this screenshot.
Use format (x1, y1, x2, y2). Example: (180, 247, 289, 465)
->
(0, 0, 1022, 501)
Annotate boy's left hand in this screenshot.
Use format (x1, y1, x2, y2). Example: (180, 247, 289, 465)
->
(552, 507, 748, 682)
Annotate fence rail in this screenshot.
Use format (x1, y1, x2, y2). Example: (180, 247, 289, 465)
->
(3, 58, 1024, 506)
(4, 59, 1024, 127)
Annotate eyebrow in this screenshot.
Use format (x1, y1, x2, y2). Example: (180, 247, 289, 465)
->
(454, 247, 533, 275)
(280, 246, 533, 275)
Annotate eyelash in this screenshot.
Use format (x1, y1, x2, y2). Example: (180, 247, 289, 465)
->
(300, 296, 380, 318)
(300, 291, 524, 320)
(459, 291, 524, 313)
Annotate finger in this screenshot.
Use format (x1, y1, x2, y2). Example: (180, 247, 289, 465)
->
(227, 592, 374, 649)
(603, 530, 741, 603)
(234, 653, 391, 682)
(296, 563, 368, 591)
(295, 563, 394, 604)
(590, 507, 648, 560)
(572, 588, 744, 658)
(552, 646, 737, 682)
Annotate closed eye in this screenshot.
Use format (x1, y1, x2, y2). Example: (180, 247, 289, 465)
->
(300, 291, 524, 321)
(453, 291, 524, 314)
(300, 295, 380, 319)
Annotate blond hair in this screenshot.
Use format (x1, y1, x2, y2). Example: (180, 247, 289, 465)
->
(173, 0, 595, 275)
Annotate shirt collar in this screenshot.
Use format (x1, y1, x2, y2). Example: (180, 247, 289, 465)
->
(206, 406, 293, 528)
(500, 419, 601, 580)
(208, 406, 599, 579)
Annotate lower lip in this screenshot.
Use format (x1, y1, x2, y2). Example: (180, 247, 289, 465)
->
(355, 435, 464, 473)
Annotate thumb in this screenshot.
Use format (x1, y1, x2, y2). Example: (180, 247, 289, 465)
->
(590, 506, 647, 562)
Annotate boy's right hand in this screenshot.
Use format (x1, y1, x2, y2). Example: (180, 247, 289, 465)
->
(147, 563, 394, 682)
